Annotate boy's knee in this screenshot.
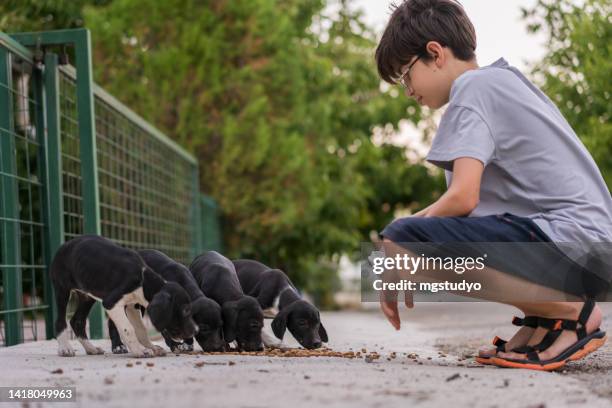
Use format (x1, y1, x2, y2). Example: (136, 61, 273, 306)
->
(382, 217, 431, 242)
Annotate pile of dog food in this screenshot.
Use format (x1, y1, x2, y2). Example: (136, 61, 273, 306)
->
(193, 347, 382, 360)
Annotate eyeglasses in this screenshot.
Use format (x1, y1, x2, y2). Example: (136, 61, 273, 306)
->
(398, 55, 421, 89)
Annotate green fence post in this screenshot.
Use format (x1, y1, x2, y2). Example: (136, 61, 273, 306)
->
(74, 30, 104, 339)
(42, 53, 63, 339)
(9, 29, 104, 338)
(11, 29, 105, 339)
(0, 47, 24, 345)
(30, 54, 53, 341)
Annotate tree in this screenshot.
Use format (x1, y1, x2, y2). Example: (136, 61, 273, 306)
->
(2, 0, 442, 305)
(522, 0, 611, 187)
(0, 0, 111, 31)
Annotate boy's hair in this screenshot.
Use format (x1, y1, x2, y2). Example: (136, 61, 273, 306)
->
(375, 0, 477, 84)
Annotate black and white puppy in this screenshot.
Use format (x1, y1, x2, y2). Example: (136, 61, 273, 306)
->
(233, 259, 328, 350)
(109, 250, 224, 353)
(190, 251, 264, 351)
(49, 235, 198, 358)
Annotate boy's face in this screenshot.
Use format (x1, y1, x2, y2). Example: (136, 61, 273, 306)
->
(399, 42, 455, 110)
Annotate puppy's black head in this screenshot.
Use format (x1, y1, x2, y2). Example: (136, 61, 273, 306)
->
(222, 296, 263, 351)
(147, 282, 198, 341)
(191, 297, 225, 352)
(271, 300, 328, 349)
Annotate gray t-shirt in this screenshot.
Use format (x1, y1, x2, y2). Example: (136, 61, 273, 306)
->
(426, 57, 612, 261)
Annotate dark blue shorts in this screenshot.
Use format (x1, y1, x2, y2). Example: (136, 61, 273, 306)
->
(380, 212, 551, 243)
(379, 213, 600, 298)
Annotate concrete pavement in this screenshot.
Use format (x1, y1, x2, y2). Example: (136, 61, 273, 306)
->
(0, 302, 610, 408)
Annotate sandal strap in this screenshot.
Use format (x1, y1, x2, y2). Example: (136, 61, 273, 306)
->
(502, 302, 596, 363)
(578, 299, 596, 326)
(510, 325, 564, 354)
(536, 316, 562, 329)
(491, 316, 541, 354)
(526, 350, 540, 362)
(535, 300, 596, 340)
(511, 345, 534, 354)
(512, 315, 539, 328)
(492, 336, 507, 352)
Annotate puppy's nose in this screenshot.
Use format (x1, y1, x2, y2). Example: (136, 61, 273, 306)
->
(311, 341, 322, 349)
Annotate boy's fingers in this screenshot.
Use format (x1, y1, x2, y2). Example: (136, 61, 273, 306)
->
(379, 291, 401, 330)
(382, 303, 400, 330)
(405, 290, 414, 309)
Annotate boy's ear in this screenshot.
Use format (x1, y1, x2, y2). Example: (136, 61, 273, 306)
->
(271, 308, 289, 340)
(425, 41, 445, 66)
(222, 301, 239, 343)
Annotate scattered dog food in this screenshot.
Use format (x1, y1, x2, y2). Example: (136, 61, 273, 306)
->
(446, 373, 461, 382)
(50, 369, 63, 375)
(146, 362, 155, 367)
(197, 347, 362, 359)
(189, 346, 415, 364)
(194, 361, 228, 367)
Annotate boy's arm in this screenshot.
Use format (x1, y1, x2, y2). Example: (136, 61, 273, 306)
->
(420, 157, 484, 217)
(379, 157, 484, 329)
(411, 203, 434, 217)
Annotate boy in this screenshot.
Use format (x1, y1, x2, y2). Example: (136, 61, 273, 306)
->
(374, 0, 611, 370)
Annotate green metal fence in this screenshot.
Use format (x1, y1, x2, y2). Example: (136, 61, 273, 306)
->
(0, 29, 221, 346)
(0, 36, 48, 347)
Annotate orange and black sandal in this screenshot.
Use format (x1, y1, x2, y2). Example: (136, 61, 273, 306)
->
(490, 300, 607, 371)
(475, 315, 539, 365)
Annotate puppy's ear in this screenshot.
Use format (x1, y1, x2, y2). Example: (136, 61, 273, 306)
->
(271, 308, 289, 340)
(147, 291, 173, 330)
(318, 320, 329, 343)
(222, 301, 239, 343)
(181, 304, 192, 318)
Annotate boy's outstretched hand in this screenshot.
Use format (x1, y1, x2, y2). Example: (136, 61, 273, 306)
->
(379, 286, 414, 330)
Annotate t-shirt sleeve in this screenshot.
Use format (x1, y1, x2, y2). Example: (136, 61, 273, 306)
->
(426, 105, 496, 171)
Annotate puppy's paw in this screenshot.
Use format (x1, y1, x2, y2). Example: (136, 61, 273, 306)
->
(86, 346, 105, 355)
(176, 343, 193, 353)
(112, 345, 129, 354)
(150, 345, 167, 356)
(132, 348, 155, 358)
(58, 347, 76, 357)
(264, 341, 282, 349)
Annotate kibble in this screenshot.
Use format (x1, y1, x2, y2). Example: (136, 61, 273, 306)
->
(197, 347, 360, 359)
